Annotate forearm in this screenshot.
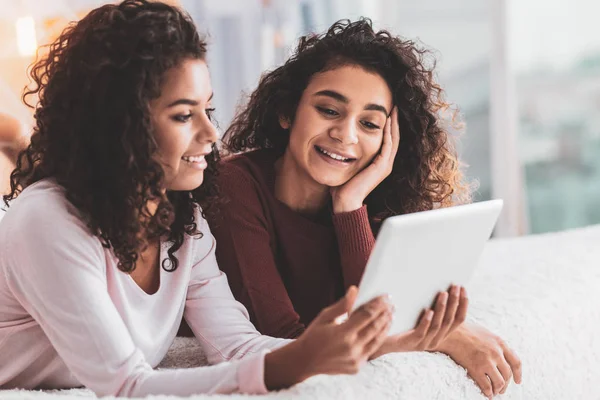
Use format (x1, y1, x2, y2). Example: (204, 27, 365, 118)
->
(264, 340, 311, 390)
(332, 205, 375, 288)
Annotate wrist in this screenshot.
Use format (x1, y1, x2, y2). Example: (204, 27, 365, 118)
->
(332, 198, 364, 214)
(433, 325, 464, 353)
(264, 340, 312, 390)
(368, 340, 391, 360)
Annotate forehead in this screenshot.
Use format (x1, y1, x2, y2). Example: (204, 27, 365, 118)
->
(158, 58, 212, 103)
(305, 65, 392, 107)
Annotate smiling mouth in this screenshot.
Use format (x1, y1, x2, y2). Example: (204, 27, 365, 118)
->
(314, 145, 356, 163)
(181, 155, 206, 163)
(181, 154, 208, 170)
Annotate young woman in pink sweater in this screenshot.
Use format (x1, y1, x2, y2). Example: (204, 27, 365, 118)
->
(0, 1, 467, 396)
(209, 19, 522, 398)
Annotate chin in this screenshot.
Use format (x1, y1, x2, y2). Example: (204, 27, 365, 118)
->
(168, 174, 205, 192)
(310, 170, 351, 188)
(305, 153, 357, 188)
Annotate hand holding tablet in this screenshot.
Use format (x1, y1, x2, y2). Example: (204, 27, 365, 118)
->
(352, 200, 503, 338)
(368, 284, 469, 358)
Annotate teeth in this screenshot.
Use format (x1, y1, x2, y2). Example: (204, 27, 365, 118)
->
(182, 155, 205, 163)
(317, 147, 351, 161)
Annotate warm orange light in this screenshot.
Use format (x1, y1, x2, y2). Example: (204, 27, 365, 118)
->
(16, 17, 37, 57)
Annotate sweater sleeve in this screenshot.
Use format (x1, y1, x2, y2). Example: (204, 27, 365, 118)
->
(1, 193, 287, 397)
(184, 215, 292, 393)
(332, 205, 376, 289)
(208, 163, 306, 339)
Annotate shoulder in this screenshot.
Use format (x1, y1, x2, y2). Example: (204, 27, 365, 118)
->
(0, 180, 105, 273)
(218, 150, 276, 185)
(1, 180, 88, 233)
(215, 151, 278, 206)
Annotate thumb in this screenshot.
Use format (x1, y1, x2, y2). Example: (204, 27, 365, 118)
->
(318, 286, 358, 322)
(344, 285, 358, 309)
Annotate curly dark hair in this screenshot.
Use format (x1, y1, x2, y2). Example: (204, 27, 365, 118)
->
(3, 0, 220, 272)
(223, 19, 472, 230)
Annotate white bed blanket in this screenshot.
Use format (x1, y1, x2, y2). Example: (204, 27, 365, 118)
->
(2, 225, 600, 400)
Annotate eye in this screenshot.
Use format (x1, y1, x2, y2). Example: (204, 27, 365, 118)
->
(361, 120, 381, 130)
(172, 113, 193, 123)
(205, 107, 216, 122)
(316, 106, 339, 117)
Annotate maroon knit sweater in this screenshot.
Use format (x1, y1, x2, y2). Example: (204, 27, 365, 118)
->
(208, 149, 375, 339)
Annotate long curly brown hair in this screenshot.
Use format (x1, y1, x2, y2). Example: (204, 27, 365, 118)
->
(3, 0, 220, 272)
(223, 19, 472, 230)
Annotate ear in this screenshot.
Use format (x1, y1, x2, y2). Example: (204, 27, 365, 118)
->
(278, 115, 290, 130)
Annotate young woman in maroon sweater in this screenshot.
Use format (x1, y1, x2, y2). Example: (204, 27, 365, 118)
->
(209, 19, 522, 398)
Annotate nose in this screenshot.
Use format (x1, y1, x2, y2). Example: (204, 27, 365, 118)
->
(195, 116, 219, 145)
(329, 118, 358, 145)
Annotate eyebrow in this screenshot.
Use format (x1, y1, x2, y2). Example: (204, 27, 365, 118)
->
(166, 92, 214, 108)
(313, 89, 389, 116)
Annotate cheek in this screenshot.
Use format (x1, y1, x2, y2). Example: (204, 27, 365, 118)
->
(361, 135, 384, 164)
(288, 121, 314, 157)
(153, 126, 189, 172)
(156, 143, 179, 172)
(292, 106, 324, 144)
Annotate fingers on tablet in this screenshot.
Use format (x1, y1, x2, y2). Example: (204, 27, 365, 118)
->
(444, 285, 461, 323)
(414, 308, 434, 340)
(346, 295, 393, 333)
(361, 312, 393, 354)
(429, 285, 461, 346)
(454, 286, 469, 326)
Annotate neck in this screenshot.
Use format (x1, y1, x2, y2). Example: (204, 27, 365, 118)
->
(146, 198, 159, 217)
(274, 148, 330, 215)
(138, 196, 162, 242)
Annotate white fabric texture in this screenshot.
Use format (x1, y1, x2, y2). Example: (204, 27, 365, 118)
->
(1, 224, 599, 399)
(0, 180, 289, 397)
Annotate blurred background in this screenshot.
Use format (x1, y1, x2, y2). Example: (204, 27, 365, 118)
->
(1, 0, 599, 236)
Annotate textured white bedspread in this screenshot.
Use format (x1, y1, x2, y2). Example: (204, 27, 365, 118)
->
(2, 225, 600, 400)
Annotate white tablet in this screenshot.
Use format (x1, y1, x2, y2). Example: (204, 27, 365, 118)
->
(352, 199, 503, 335)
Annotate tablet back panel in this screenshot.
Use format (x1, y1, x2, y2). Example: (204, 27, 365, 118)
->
(353, 200, 503, 335)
